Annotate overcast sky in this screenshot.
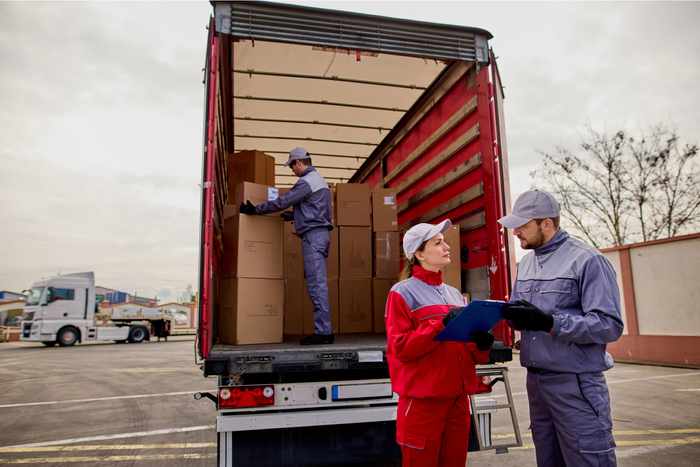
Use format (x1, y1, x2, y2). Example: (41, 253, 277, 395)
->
(1, 1, 698, 301)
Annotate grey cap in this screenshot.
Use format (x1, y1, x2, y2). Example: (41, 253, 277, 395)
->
(498, 189, 560, 229)
(284, 147, 310, 167)
(403, 219, 452, 260)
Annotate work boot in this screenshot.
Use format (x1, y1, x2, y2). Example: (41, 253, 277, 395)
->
(300, 334, 335, 345)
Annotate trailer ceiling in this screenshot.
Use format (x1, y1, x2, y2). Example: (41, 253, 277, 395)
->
(215, 1, 492, 187)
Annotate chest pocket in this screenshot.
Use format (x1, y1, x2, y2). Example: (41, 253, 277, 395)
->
(537, 279, 579, 309)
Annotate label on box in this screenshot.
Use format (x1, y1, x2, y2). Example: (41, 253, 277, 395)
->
(383, 195, 396, 205)
(267, 187, 279, 201)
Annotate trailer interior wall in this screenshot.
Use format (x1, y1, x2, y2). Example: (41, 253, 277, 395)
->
(199, 2, 514, 359)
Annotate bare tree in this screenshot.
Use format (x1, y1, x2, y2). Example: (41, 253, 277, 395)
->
(534, 126, 699, 248)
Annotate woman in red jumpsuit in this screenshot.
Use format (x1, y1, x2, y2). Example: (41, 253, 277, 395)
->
(386, 219, 494, 467)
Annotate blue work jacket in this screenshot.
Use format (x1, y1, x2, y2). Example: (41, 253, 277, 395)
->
(511, 230, 624, 373)
(255, 167, 332, 236)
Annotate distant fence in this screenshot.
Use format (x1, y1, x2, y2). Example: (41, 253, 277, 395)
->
(601, 233, 700, 368)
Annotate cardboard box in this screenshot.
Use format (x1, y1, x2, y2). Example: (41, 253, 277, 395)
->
(335, 183, 371, 226)
(223, 214, 284, 279)
(227, 150, 275, 201)
(339, 227, 372, 278)
(443, 225, 462, 291)
(219, 278, 284, 345)
(302, 279, 339, 335)
(328, 228, 339, 279)
(232, 182, 281, 213)
(372, 278, 395, 333)
(283, 223, 304, 279)
(284, 278, 304, 335)
(374, 231, 400, 279)
(339, 278, 373, 333)
(284, 225, 339, 279)
(372, 189, 399, 231)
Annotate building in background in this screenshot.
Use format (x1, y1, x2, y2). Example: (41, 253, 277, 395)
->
(0, 291, 26, 303)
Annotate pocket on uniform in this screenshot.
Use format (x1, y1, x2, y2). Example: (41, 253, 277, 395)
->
(396, 431, 427, 450)
(578, 431, 616, 454)
(539, 279, 578, 307)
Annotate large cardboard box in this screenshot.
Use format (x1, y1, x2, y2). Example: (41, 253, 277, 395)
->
(372, 189, 399, 231)
(219, 278, 284, 345)
(232, 182, 280, 213)
(335, 183, 371, 226)
(223, 214, 284, 279)
(302, 279, 340, 335)
(227, 150, 275, 201)
(372, 278, 395, 333)
(339, 227, 372, 278)
(339, 278, 373, 333)
(374, 231, 400, 279)
(443, 224, 462, 291)
(284, 278, 304, 335)
(283, 225, 339, 279)
(283, 223, 304, 279)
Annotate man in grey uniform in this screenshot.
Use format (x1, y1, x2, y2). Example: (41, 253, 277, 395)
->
(240, 147, 334, 345)
(498, 189, 624, 467)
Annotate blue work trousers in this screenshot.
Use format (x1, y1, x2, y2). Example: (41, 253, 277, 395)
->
(301, 228, 332, 335)
(527, 369, 616, 467)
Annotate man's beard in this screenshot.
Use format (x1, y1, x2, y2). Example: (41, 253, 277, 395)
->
(521, 227, 545, 250)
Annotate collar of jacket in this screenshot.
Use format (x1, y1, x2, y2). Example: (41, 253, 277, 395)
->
(412, 264, 443, 286)
(300, 166, 315, 177)
(534, 229, 569, 256)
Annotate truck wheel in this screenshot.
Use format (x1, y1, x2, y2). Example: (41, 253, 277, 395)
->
(41, 341, 56, 347)
(57, 327, 79, 347)
(128, 326, 148, 344)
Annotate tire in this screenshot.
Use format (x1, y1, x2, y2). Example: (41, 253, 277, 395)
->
(41, 341, 56, 347)
(57, 327, 79, 347)
(128, 326, 148, 344)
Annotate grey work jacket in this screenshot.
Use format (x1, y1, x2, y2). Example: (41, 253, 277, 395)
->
(255, 167, 332, 236)
(511, 230, 624, 373)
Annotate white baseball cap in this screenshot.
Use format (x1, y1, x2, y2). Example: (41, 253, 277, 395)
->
(403, 219, 452, 260)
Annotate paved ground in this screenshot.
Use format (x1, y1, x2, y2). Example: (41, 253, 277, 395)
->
(0, 338, 698, 466)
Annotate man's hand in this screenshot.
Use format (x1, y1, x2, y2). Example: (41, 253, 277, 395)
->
(280, 211, 294, 222)
(502, 300, 554, 332)
(239, 200, 257, 215)
(469, 331, 495, 351)
(443, 307, 464, 326)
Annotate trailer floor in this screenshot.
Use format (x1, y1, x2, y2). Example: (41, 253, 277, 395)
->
(1, 339, 698, 466)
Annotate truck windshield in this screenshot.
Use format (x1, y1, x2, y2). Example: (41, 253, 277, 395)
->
(25, 287, 44, 306)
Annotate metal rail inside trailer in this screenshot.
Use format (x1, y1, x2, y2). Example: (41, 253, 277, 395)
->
(197, 2, 521, 465)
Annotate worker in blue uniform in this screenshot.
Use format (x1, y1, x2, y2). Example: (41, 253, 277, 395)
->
(498, 189, 624, 467)
(240, 147, 334, 345)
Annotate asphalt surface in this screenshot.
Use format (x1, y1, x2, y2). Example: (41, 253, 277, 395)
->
(0, 338, 698, 466)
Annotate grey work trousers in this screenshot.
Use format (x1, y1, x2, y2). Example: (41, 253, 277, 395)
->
(301, 228, 331, 335)
(527, 369, 617, 467)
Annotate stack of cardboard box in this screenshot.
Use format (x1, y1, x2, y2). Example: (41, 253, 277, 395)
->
(371, 189, 400, 334)
(219, 150, 285, 345)
(336, 184, 374, 333)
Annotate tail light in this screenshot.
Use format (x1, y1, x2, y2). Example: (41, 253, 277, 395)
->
(218, 385, 275, 409)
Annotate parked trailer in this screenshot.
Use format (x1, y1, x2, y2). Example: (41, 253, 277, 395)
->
(197, 2, 520, 465)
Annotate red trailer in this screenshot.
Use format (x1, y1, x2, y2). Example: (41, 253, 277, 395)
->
(196, 2, 519, 465)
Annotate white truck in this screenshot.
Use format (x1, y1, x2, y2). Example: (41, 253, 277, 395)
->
(19, 272, 170, 346)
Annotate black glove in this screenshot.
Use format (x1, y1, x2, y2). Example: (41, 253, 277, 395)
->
(239, 200, 257, 215)
(469, 331, 495, 351)
(443, 307, 464, 326)
(502, 300, 554, 332)
(280, 211, 294, 222)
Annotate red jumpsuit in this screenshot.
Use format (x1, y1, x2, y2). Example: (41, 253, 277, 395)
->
(386, 265, 490, 467)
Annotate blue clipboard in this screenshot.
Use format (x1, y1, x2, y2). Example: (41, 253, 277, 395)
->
(435, 300, 506, 342)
